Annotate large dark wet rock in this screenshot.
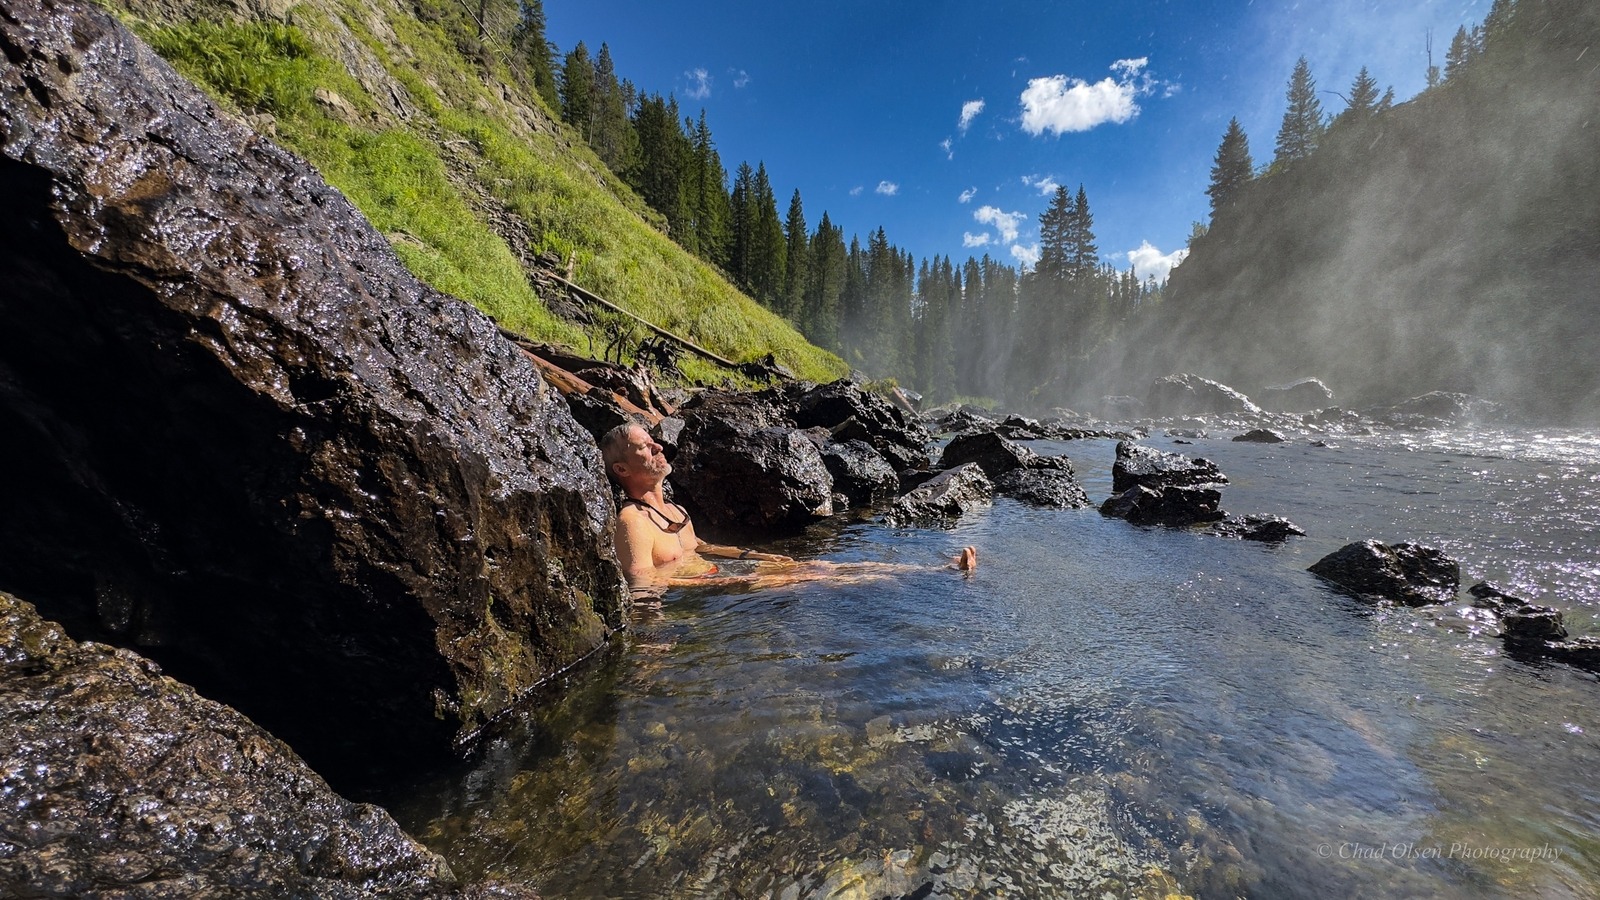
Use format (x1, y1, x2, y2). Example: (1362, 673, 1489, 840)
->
(937, 431, 1039, 477)
(1307, 540, 1460, 606)
(0, 0, 625, 775)
(669, 390, 834, 532)
(1146, 374, 1263, 418)
(818, 438, 901, 508)
(1258, 378, 1334, 412)
(995, 466, 1093, 509)
(1102, 442, 1230, 526)
(1099, 484, 1225, 526)
(0, 590, 532, 899)
(776, 378, 931, 468)
(885, 463, 993, 525)
(1110, 441, 1229, 494)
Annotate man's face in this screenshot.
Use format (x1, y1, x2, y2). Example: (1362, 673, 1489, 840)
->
(614, 427, 670, 480)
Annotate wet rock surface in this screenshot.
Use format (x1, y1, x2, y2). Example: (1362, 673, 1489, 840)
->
(1206, 514, 1307, 542)
(885, 464, 994, 525)
(993, 466, 1094, 509)
(937, 431, 1040, 477)
(818, 438, 902, 508)
(0, 590, 533, 899)
(1110, 441, 1229, 494)
(1100, 484, 1225, 526)
(671, 390, 835, 532)
(0, 0, 624, 774)
(1307, 540, 1461, 606)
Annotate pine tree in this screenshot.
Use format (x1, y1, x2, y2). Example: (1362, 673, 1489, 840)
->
(1272, 56, 1324, 167)
(1067, 185, 1099, 280)
(729, 162, 755, 289)
(628, 93, 692, 236)
(588, 44, 633, 171)
(688, 111, 731, 269)
(1345, 67, 1381, 120)
(1036, 186, 1073, 282)
(804, 213, 846, 348)
(558, 42, 593, 138)
(748, 163, 786, 306)
(781, 190, 809, 321)
(1206, 117, 1254, 217)
(511, 0, 559, 111)
(1445, 25, 1474, 80)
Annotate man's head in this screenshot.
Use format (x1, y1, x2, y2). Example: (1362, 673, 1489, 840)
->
(600, 422, 670, 487)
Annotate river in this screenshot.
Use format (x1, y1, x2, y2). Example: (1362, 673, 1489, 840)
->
(379, 427, 1600, 898)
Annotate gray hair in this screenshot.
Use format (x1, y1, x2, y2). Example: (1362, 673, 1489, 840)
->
(599, 421, 643, 473)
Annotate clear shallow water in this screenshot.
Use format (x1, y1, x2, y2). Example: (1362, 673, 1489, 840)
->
(382, 428, 1600, 898)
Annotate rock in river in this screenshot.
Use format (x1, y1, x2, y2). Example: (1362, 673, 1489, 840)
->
(1308, 540, 1460, 606)
(0, 0, 625, 774)
(1110, 441, 1229, 494)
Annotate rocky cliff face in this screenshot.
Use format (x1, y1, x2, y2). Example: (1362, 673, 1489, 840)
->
(0, 0, 626, 774)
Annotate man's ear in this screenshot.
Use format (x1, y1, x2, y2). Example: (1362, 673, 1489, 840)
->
(609, 460, 625, 478)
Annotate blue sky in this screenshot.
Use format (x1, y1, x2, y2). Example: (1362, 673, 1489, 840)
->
(545, 1, 1488, 283)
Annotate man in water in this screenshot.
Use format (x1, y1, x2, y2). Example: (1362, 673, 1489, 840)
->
(599, 422, 975, 592)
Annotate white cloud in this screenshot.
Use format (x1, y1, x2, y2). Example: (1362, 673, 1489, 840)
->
(940, 137, 953, 159)
(958, 99, 985, 133)
(1019, 58, 1160, 136)
(1022, 174, 1061, 196)
(974, 205, 1025, 243)
(731, 69, 750, 89)
(684, 67, 712, 100)
(875, 180, 899, 196)
(1110, 57, 1148, 77)
(1124, 240, 1190, 283)
(962, 232, 992, 247)
(1011, 243, 1041, 270)
(958, 187, 977, 204)
(849, 185, 864, 197)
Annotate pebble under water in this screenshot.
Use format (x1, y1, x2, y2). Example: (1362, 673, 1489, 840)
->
(379, 428, 1600, 899)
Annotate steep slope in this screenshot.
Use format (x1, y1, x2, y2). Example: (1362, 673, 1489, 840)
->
(108, 0, 847, 386)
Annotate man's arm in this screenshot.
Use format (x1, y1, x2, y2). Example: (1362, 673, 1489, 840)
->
(696, 542, 794, 564)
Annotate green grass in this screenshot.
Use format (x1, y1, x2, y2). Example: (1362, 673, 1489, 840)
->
(129, 6, 847, 385)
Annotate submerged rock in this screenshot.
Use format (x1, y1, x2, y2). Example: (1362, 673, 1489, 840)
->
(0, 0, 624, 773)
(885, 464, 993, 525)
(1232, 428, 1286, 444)
(1207, 514, 1306, 542)
(0, 590, 532, 899)
(1308, 540, 1460, 606)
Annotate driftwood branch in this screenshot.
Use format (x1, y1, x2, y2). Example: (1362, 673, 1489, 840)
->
(546, 271, 744, 371)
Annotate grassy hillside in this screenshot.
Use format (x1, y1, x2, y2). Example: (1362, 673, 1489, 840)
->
(109, 0, 847, 386)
